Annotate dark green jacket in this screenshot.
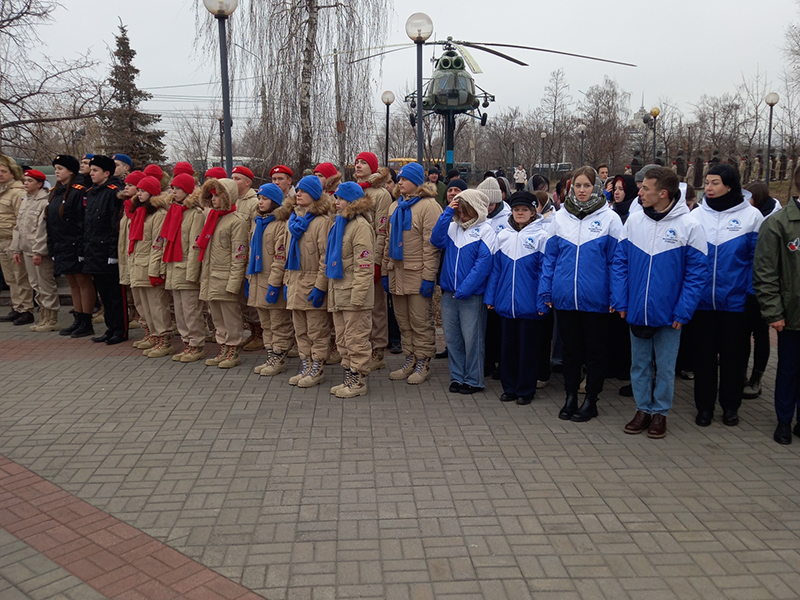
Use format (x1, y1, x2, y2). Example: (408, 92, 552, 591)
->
(753, 199, 800, 330)
(434, 181, 447, 209)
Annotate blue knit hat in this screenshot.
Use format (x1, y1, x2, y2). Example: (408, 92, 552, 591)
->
(398, 162, 424, 186)
(257, 182, 283, 206)
(334, 181, 364, 202)
(112, 153, 132, 167)
(296, 175, 323, 201)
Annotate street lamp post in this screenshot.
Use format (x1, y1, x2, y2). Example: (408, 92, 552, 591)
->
(381, 91, 395, 168)
(650, 107, 660, 165)
(578, 124, 586, 166)
(406, 13, 433, 166)
(540, 131, 547, 177)
(216, 110, 225, 168)
(765, 92, 779, 192)
(204, 0, 239, 175)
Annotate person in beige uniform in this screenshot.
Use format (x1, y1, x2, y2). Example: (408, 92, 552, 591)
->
(118, 171, 146, 341)
(198, 178, 249, 368)
(128, 175, 172, 358)
(11, 169, 59, 331)
(247, 183, 296, 376)
(162, 173, 206, 363)
(326, 182, 375, 398)
(0, 155, 34, 325)
(285, 175, 332, 387)
(353, 152, 392, 372)
(381, 162, 442, 383)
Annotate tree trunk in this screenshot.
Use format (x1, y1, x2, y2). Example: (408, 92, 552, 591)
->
(298, 0, 319, 173)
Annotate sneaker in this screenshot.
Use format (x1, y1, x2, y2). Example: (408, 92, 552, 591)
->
(389, 354, 416, 380)
(536, 379, 549, 389)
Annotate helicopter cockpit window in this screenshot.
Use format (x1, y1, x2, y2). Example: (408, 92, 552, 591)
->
(455, 75, 470, 91)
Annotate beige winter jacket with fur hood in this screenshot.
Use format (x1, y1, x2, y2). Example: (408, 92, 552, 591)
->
(117, 193, 133, 286)
(236, 187, 259, 222)
(382, 182, 443, 295)
(283, 195, 333, 310)
(198, 178, 249, 302)
(11, 188, 50, 256)
(0, 180, 25, 241)
(246, 195, 295, 310)
(328, 194, 376, 312)
(363, 167, 392, 275)
(129, 193, 170, 288)
(165, 189, 204, 291)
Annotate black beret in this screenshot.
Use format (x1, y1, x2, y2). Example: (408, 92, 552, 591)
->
(89, 154, 116, 175)
(508, 191, 537, 209)
(52, 154, 80, 174)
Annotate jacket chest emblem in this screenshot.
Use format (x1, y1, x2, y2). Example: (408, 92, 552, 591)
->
(359, 250, 370, 259)
(468, 228, 480, 239)
(726, 218, 742, 232)
(663, 228, 678, 244)
(789, 237, 799, 252)
(587, 220, 602, 234)
(522, 236, 536, 250)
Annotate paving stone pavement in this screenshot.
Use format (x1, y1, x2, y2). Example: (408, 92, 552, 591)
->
(1, 315, 799, 600)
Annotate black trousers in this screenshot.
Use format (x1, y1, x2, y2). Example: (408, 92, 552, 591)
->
(92, 270, 127, 337)
(537, 310, 554, 382)
(484, 307, 502, 373)
(675, 318, 696, 373)
(500, 317, 541, 398)
(692, 310, 749, 413)
(776, 330, 800, 423)
(744, 294, 770, 374)
(387, 294, 401, 345)
(556, 309, 610, 397)
(607, 311, 631, 379)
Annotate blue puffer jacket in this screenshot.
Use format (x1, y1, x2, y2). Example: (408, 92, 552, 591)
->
(537, 203, 622, 313)
(431, 206, 496, 299)
(612, 199, 708, 327)
(692, 199, 763, 312)
(485, 217, 549, 320)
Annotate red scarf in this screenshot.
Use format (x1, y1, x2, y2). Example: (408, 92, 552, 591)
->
(161, 203, 189, 263)
(128, 205, 147, 255)
(197, 205, 236, 261)
(357, 181, 372, 190)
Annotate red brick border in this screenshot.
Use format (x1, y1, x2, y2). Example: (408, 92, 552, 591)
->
(0, 455, 264, 600)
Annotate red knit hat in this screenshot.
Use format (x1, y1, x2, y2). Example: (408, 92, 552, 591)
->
(205, 166, 227, 180)
(270, 165, 293, 178)
(23, 169, 47, 182)
(231, 165, 254, 180)
(173, 161, 194, 176)
(170, 173, 196, 195)
(137, 175, 162, 197)
(355, 152, 378, 175)
(125, 170, 145, 187)
(313, 162, 337, 179)
(143, 164, 163, 180)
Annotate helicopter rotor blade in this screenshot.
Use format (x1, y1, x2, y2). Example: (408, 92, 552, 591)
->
(348, 46, 413, 64)
(470, 42, 636, 67)
(322, 43, 413, 59)
(451, 41, 528, 67)
(451, 43, 483, 74)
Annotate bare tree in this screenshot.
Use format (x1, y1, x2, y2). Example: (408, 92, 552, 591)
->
(171, 108, 218, 173)
(577, 77, 631, 170)
(0, 0, 107, 156)
(195, 0, 390, 172)
(535, 69, 573, 166)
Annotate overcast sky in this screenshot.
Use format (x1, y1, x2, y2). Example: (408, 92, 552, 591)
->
(39, 0, 797, 158)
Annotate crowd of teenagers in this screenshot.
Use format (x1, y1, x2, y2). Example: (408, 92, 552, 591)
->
(0, 151, 798, 443)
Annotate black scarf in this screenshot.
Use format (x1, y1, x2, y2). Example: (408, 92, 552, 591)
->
(612, 197, 635, 224)
(644, 198, 678, 222)
(756, 196, 777, 217)
(704, 190, 743, 212)
(488, 202, 505, 219)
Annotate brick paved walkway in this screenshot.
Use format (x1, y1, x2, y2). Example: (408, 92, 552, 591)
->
(1, 315, 799, 600)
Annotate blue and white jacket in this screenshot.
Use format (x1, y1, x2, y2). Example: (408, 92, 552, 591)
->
(485, 217, 549, 320)
(487, 202, 511, 234)
(612, 200, 708, 327)
(692, 199, 763, 312)
(431, 206, 496, 299)
(537, 203, 623, 313)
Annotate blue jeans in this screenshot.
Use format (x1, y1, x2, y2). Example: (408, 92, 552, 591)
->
(629, 326, 681, 416)
(441, 292, 487, 388)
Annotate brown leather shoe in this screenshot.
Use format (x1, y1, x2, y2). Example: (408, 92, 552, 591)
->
(624, 410, 651, 435)
(647, 414, 667, 439)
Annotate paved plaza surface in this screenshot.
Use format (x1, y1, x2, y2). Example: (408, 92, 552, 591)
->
(1, 315, 799, 600)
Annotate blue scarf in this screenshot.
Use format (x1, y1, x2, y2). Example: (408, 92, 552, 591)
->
(247, 214, 275, 275)
(286, 211, 315, 271)
(325, 215, 349, 279)
(388, 195, 422, 260)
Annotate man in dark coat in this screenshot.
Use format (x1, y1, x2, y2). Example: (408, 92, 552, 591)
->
(83, 155, 127, 344)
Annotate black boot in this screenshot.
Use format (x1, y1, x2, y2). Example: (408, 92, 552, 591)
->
(59, 312, 81, 336)
(558, 394, 579, 420)
(0, 310, 21, 322)
(71, 313, 94, 338)
(572, 395, 599, 422)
